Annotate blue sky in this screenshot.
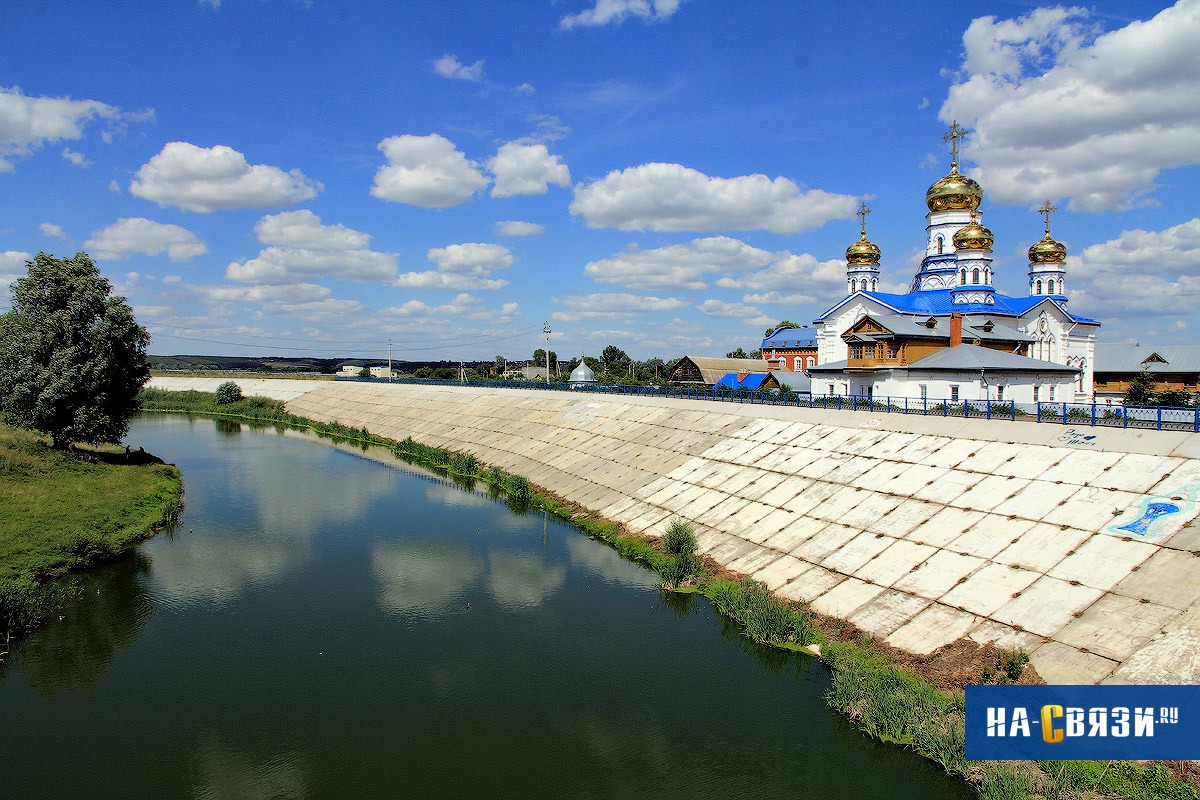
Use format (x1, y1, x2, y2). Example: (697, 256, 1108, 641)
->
(2, 0, 1197, 362)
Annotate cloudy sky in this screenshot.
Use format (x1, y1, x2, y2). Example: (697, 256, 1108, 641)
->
(2, 0, 1198, 362)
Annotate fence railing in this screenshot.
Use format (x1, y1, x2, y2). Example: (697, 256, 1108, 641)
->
(333, 376, 1199, 433)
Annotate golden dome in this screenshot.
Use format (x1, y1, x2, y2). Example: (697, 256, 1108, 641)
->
(953, 217, 994, 251)
(1028, 232, 1066, 263)
(846, 233, 881, 265)
(926, 165, 983, 212)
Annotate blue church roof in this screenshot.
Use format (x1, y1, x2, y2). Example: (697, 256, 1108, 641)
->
(815, 289, 1097, 325)
(714, 372, 774, 390)
(761, 326, 816, 349)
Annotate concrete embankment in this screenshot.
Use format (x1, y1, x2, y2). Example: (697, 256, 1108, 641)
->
(149, 377, 1200, 685)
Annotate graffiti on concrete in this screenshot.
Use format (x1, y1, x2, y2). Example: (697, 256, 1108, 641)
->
(1115, 501, 1181, 536)
(1056, 428, 1098, 447)
(1106, 482, 1200, 542)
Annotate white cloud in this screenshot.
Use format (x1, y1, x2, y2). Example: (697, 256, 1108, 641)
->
(1068, 218, 1200, 316)
(560, 0, 683, 29)
(130, 142, 322, 212)
(0, 86, 124, 172)
(61, 147, 91, 167)
(942, 1, 1200, 210)
(583, 236, 774, 290)
(552, 292, 689, 323)
(85, 217, 207, 262)
(198, 282, 368, 322)
(571, 162, 857, 234)
(371, 134, 489, 208)
(394, 242, 513, 291)
(226, 210, 396, 284)
(715, 251, 849, 304)
(696, 298, 772, 327)
(39, 222, 67, 240)
(108, 180, 121, 193)
(383, 293, 519, 324)
(494, 220, 544, 237)
(433, 54, 485, 81)
(489, 142, 571, 197)
(0, 250, 30, 292)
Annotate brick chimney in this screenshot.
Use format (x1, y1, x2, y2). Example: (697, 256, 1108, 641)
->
(949, 312, 963, 347)
(737, 370, 749, 381)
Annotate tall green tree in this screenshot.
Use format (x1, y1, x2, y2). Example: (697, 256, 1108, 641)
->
(1122, 371, 1156, 406)
(0, 253, 150, 448)
(764, 320, 804, 338)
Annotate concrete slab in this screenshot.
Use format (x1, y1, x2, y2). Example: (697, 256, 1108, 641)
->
(849, 459, 913, 490)
(1029, 640, 1118, 685)
(1040, 486, 1145, 531)
(749, 508, 799, 542)
(914, 437, 980, 470)
(893, 550, 985, 601)
(754, 554, 812, 592)
(838, 491, 905, 531)
(1026, 448, 1124, 486)
(994, 522, 1092, 573)
(885, 463, 947, 497)
(1048, 534, 1157, 592)
(726, 545, 786, 576)
(906, 507, 986, 549)
(948, 516, 1033, 560)
(968, 620, 1045, 653)
(912, 469, 986, 505)
(756, 475, 814, 509)
(819, 531, 895, 574)
(992, 576, 1106, 638)
(940, 562, 1042, 617)
(949, 474, 1032, 513)
(791, 523, 863, 563)
(762, 516, 829, 554)
(957, 441, 1024, 475)
(1055, 594, 1182, 662)
(992, 480, 1081, 522)
(865, 499, 941, 538)
(1108, 604, 1200, 684)
(885, 603, 980, 655)
(993, 445, 1067, 480)
(808, 485, 870, 523)
(853, 538, 937, 587)
(777, 566, 846, 603)
(1093, 453, 1177, 493)
(1112, 548, 1200, 610)
(849, 590, 932, 638)
(783, 480, 844, 516)
(810, 577, 885, 618)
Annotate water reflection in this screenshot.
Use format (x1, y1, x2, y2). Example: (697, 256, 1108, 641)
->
(486, 553, 566, 609)
(192, 737, 310, 800)
(372, 540, 482, 617)
(149, 535, 301, 609)
(565, 535, 658, 589)
(11, 555, 152, 695)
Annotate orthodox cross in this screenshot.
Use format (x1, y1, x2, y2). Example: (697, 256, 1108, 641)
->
(942, 121, 969, 167)
(856, 202, 871, 236)
(1038, 200, 1058, 234)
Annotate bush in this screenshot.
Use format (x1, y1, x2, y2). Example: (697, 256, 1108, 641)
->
(214, 381, 243, 405)
(662, 519, 697, 558)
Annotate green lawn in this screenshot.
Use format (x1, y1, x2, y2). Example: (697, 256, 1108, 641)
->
(0, 423, 181, 633)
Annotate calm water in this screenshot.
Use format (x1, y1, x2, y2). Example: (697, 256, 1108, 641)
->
(0, 415, 971, 799)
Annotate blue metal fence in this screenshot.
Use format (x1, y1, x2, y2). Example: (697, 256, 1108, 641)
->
(334, 376, 1200, 433)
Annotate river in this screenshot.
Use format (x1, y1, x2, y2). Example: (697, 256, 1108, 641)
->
(0, 414, 971, 799)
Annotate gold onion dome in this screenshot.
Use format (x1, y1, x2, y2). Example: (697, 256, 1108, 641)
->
(926, 165, 983, 212)
(1028, 232, 1067, 263)
(953, 216, 994, 251)
(846, 233, 881, 265)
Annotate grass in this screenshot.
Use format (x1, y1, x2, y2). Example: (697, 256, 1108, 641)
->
(0, 423, 182, 639)
(133, 388, 1200, 800)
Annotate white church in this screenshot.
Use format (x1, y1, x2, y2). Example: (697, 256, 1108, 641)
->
(808, 122, 1099, 405)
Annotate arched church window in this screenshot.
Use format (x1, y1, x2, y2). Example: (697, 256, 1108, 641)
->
(1036, 279, 1043, 294)
(861, 279, 868, 291)
(972, 268, 980, 284)
(1049, 279, 1057, 294)
(960, 269, 967, 285)
(937, 236, 944, 255)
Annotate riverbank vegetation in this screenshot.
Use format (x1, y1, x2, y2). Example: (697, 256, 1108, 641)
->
(0, 423, 181, 641)
(133, 387, 1199, 799)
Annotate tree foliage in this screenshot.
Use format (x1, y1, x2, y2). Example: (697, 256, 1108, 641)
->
(764, 320, 804, 338)
(214, 381, 243, 404)
(1122, 371, 1156, 406)
(0, 253, 150, 448)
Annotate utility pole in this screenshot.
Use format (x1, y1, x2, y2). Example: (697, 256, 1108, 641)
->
(387, 339, 393, 382)
(543, 321, 551, 383)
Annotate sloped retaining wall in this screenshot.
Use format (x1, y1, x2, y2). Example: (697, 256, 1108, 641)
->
(148, 377, 1200, 685)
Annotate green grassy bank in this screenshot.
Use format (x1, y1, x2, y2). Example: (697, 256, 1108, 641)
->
(0, 424, 182, 640)
(135, 388, 1198, 800)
